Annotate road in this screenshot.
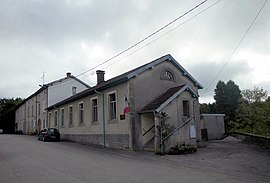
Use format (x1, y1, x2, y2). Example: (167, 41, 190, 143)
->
(0, 135, 269, 183)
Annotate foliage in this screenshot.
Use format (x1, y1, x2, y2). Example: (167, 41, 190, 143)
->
(155, 112, 175, 155)
(242, 86, 268, 103)
(213, 80, 241, 131)
(229, 99, 270, 136)
(200, 103, 216, 114)
(168, 144, 197, 155)
(0, 98, 23, 133)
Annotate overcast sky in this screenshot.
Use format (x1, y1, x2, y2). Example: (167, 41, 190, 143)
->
(0, 0, 269, 103)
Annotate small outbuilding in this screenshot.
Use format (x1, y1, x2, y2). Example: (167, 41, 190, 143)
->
(200, 114, 225, 140)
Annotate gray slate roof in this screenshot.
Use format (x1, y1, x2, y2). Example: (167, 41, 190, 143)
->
(140, 85, 186, 113)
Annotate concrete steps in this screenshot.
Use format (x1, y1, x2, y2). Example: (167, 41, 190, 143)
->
(143, 137, 155, 152)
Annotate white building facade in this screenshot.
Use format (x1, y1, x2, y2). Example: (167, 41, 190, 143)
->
(15, 73, 90, 134)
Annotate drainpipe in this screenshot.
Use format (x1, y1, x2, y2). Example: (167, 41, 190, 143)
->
(153, 111, 158, 154)
(95, 90, 106, 147)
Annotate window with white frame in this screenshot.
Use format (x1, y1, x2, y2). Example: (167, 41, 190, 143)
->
(92, 98, 98, 122)
(69, 106, 73, 126)
(109, 93, 117, 120)
(72, 87, 77, 95)
(79, 103, 84, 124)
(54, 111, 58, 127)
(60, 108, 64, 127)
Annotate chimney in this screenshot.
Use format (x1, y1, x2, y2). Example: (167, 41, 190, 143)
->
(96, 70, 105, 84)
(66, 72, 71, 77)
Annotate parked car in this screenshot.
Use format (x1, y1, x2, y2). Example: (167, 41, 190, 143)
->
(38, 128, 60, 142)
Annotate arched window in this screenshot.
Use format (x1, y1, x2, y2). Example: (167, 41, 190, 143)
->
(160, 69, 175, 81)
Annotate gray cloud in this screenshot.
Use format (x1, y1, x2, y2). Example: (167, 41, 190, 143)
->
(0, 0, 269, 101)
(188, 59, 253, 102)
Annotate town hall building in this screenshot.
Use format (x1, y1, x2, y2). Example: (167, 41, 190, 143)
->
(46, 54, 204, 152)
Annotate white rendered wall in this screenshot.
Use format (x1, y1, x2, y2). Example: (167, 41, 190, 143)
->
(48, 78, 88, 107)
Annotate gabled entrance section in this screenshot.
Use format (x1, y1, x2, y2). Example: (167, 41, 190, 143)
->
(140, 84, 199, 153)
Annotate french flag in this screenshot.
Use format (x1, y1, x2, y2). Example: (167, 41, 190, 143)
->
(123, 95, 131, 114)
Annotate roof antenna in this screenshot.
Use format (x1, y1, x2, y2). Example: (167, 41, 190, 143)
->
(40, 69, 45, 85)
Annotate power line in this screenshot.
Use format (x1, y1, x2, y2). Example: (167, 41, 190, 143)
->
(43, 0, 222, 89)
(201, 0, 268, 97)
(96, 0, 223, 72)
(75, 0, 209, 78)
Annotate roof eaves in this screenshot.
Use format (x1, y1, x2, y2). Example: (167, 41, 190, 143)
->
(47, 77, 129, 110)
(155, 84, 198, 113)
(127, 54, 171, 79)
(127, 54, 203, 89)
(70, 76, 91, 88)
(169, 56, 204, 89)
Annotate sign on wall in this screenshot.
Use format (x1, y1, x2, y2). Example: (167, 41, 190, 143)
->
(190, 124, 196, 139)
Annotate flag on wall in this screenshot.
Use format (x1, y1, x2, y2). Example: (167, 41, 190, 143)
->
(123, 95, 131, 114)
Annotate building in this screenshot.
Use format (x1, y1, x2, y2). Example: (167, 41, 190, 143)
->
(200, 114, 225, 140)
(15, 73, 90, 134)
(47, 54, 204, 151)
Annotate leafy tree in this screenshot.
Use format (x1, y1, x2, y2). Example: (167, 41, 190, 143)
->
(214, 80, 241, 128)
(200, 103, 216, 114)
(230, 99, 270, 136)
(0, 98, 23, 133)
(242, 86, 268, 103)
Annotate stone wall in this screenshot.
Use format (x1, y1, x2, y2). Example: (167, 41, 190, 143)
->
(61, 134, 130, 150)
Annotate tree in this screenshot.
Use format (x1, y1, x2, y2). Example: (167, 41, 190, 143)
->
(230, 99, 270, 136)
(214, 80, 241, 121)
(242, 86, 268, 103)
(0, 98, 23, 133)
(200, 103, 216, 114)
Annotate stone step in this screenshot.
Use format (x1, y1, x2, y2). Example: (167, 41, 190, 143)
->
(143, 137, 155, 151)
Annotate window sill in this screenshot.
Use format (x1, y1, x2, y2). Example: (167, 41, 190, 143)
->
(108, 119, 118, 124)
(68, 124, 74, 128)
(79, 123, 85, 127)
(91, 121, 99, 125)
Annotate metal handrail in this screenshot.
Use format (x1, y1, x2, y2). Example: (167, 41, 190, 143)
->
(162, 115, 195, 142)
(143, 125, 155, 136)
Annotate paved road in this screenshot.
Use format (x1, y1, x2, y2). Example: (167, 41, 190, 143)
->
(0, 135, 269, 183)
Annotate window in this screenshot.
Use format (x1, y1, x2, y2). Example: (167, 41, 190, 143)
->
(183, 100, 190, 117)
(54, 111, 58, 127)
(48, 112, 52, 127)
(38, 103, 41, 115)
(160, 69, 175, 81)
(27, 107, 29, 117)
(92, 98, 98, 122)
(60, 108, 64, 127)
(69, 106, 73, 126)
(72, 87, 77, 95)
(79, 103, 84, 124)
(31, 105, 34, 116)
(109, 93, 117, 120)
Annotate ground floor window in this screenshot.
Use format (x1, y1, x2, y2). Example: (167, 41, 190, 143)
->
(109, 93, 117, 120)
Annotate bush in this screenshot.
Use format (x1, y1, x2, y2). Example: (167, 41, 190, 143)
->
(168, 144, 197, 155)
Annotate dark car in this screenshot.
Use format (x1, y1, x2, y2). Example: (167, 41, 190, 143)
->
(38, 128, 60, 142)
